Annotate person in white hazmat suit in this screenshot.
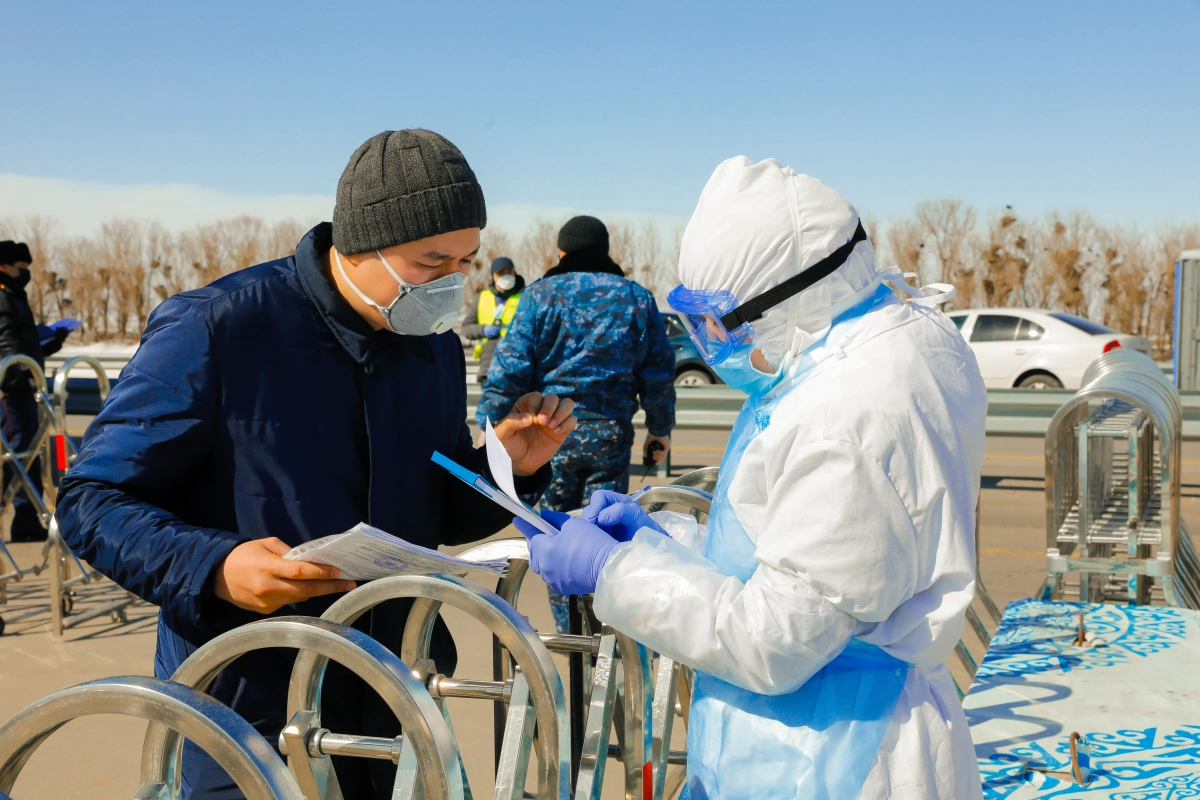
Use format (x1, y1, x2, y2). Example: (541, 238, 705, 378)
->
(513, 156, 987, 799)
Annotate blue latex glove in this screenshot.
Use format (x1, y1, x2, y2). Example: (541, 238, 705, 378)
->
(582, 490, 665, 542)
(50, 318, 83, 332)
(513, 513, 619, 595)
(483, 324, 501, 337)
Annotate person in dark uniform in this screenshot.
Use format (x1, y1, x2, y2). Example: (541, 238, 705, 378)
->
(476, 217, 676, 631)
(0, 241, 73, 541)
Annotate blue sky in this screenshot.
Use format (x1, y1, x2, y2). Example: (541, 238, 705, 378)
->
(2, 0, 1198, 230)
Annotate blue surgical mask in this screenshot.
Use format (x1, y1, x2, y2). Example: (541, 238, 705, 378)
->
(712, 340, 787, 397)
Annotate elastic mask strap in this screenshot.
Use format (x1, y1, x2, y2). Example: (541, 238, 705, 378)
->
(335, 250, 388, 312)
(375, 250, 414, 295)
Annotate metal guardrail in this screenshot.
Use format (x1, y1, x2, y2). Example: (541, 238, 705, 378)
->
(467, 384, 1200, 437)
(54, 348, 1197, 437)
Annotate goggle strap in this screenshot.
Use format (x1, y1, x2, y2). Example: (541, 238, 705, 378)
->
(719, 222, 868, 330)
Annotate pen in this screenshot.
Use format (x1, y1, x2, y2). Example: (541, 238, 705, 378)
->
(624, 485, 652, 505)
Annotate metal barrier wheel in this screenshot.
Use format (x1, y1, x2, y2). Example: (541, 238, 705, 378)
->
(453, 470, 716, 800)
(0, 675, 302, 800)
(141, 616, 463, 800)
(290, 574, 571, 800)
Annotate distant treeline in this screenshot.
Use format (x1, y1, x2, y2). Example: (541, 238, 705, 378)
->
(2, 203, 1197, 357)
(880, 201, 1200, 358)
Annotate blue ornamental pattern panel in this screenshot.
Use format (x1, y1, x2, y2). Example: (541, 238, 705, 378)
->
(976, 599, 1189, 680)
(980, 727, 1200, 798)
(965, 599, 1200, 798)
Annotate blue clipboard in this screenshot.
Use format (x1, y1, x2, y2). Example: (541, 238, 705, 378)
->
(431, 451, 560, 536)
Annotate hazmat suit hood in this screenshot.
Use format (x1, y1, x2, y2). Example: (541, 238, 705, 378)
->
(677, 157, 879, 365)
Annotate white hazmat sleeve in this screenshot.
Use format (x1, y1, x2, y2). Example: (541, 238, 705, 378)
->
(593, 529, 856, 695)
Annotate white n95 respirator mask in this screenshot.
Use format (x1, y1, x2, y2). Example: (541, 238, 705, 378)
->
(335, 249, 465, 336)
(494, 273, 517, 292)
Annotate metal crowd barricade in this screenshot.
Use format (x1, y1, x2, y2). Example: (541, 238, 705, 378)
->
(950, 496, 1003, 697)
(44, 355, 140, 636)
(0, 353, 137, 636)
(0, 355, 58, 622)
(141, 616, 464, 800)
(1041, 349, 1200, 608)
(290, 573, 571, 800)
(0, 675, 304, 800)
(453, 471, 716, 800)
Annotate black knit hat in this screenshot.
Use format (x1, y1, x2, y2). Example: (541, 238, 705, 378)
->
(12, 243, 31, 264)
(333, 129, 487, 256)
(0, 241, 14, 266)
(557, 216, 609, 254)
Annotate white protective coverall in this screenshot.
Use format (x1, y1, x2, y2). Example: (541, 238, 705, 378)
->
(594, 157, 987, 798)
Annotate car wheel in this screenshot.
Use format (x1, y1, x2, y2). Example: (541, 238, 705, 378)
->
(1017, 372, 1063, 390)
(675, 369, 713, 387)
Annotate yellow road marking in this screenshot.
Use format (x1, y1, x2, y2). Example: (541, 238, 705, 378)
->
(980, 547, 1044, 559)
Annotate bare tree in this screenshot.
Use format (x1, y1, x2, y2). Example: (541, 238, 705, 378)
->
(980, 213, 1031, 308)
(1102, 227, 1150, 338)
(885, 218, 925, 279)
(1147, 222, 1200, 357)
(516, 217, 564, 276)
(915, 199, 978, 309)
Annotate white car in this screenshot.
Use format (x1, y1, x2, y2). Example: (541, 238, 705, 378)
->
(946, 308, 1152, 389)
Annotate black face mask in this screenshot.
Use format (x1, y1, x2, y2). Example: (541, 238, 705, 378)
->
(7, 268, 31, 289)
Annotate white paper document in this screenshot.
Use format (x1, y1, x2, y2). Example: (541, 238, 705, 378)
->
(284, 522, 508, 581)
(485, 418, 521, 502)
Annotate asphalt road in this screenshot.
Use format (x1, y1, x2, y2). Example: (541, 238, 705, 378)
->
(4, 431, 1200, 798)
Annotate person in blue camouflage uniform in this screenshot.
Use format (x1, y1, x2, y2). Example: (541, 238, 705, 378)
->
(477, 216, 675, 631)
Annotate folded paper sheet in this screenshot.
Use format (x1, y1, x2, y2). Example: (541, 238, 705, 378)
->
(285, 522, 508, 581)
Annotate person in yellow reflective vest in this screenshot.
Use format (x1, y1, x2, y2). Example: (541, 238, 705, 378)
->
(462, 256, 525, 385)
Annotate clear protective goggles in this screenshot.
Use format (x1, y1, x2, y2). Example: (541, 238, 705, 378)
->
(666, 285, 753, 365)
(667, 222, 868, 367)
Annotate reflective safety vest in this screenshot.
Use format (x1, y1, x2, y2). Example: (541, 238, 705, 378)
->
(473, 288, 522, 359)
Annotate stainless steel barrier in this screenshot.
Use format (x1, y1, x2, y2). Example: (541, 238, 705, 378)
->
(141, 617, 464, 800)
(290, 574, 570, 800)
(951, 497, 1002, 697)
(453, 472, 716, 800)
(1041, 349, 1200, 608)
(0, 356, 57, 618)
(0, 354, 137, 637)
(0, 675, 303, 800)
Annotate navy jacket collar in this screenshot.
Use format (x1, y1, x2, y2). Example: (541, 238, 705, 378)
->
(294, 222, 382, 364)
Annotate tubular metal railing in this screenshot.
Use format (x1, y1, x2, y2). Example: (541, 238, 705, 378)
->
(0, 354, 137, 637)
(141, 617, 464, 800)
(1040, 349, 1200, 608)
(0, 676, 304, 800)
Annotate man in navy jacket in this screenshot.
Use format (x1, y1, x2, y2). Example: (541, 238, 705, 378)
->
(57, 130, 575, 799)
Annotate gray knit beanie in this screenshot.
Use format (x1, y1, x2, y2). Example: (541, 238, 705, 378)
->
(333, 129, 487, 256)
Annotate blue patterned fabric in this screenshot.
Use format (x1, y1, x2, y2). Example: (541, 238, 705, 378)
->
(540, 418, 634, 513)
(541, 417, 635, 635)
(967, 599, 1200, 798)
(475, 272, 676, 436)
